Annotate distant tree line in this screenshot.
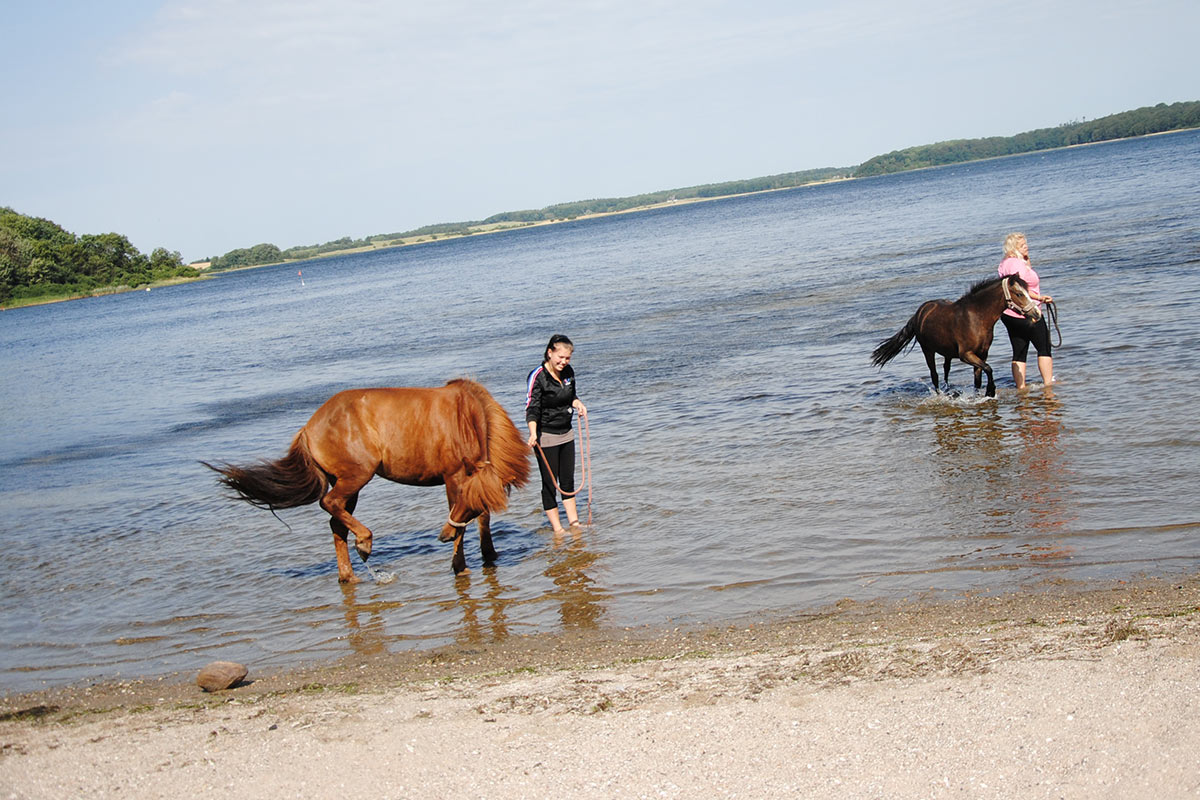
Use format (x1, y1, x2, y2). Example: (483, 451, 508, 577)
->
(0, 207, 196, 304)
(483, 168, 848, 223)
(9, 101, 1197, 302)
(203, 168, 851, 272)
(207, 242, 284, 271)
(855, 101, 1200, 177)
(199, 102, 1198, 271)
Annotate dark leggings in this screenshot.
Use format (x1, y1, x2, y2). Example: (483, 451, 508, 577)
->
(1001, 313, 1052, 362)
(536, 440, 575, 510)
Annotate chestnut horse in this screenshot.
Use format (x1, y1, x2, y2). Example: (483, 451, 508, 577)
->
(204, 379, 530, 582)
(871, 275, 1041, 397)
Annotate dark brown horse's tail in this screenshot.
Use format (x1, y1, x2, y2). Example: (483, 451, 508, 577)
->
(202, 431, 327, 510)
(450, 380, 531, 514)
(871, 310, 920, 368)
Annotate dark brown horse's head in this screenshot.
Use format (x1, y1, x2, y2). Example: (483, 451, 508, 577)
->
(1001, 275, 1041, 321)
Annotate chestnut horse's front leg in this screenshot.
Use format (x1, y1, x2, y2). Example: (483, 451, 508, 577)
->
(441, 481, 479, 574)
(477, 511, 497, 565)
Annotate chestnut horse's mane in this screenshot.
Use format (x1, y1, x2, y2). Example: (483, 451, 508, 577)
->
(445, 378, 530, 511)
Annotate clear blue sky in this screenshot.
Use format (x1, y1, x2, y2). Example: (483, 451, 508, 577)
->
(3, 0, 1196, 262)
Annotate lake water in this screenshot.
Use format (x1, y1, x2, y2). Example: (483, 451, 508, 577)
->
(2, 130, 1198, 694)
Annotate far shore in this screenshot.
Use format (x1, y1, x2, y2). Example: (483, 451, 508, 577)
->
(7, 126, 1196, 314)
(0, 274, 214, 311)
(3, 573, 1199, 797)
(0, 178, 848, 312)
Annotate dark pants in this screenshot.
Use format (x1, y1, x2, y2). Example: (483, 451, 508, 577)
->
(1001, 313, 1052, 361)
(536, 441, 575, 510)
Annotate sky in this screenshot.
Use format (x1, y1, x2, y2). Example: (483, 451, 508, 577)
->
(3, 0, 1196, 262)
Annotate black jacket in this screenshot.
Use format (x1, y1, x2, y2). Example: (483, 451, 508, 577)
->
(525, 364, 577, 435)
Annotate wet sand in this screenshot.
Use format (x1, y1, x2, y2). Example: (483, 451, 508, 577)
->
(3, 575, 1200, 798)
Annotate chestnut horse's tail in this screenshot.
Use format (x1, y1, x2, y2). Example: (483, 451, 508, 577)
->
(202, 431, 327, 510)
(450, 379, 531, 515)
(871, 309, 921, 368)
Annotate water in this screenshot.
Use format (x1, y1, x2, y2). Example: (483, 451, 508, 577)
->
(2, 130, 1198, 694)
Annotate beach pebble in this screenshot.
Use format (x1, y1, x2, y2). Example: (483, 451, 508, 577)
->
(196, 661, 248, 692)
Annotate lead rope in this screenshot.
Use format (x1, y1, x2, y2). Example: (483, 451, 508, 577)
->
(1044, 300, 1062, 347)
(533, 414, 593, 526)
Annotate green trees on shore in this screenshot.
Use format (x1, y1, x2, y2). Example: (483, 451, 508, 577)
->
(482, 167, 849, 224)
(855, 101, 1200, 177)
(0, 208, 198, 305)
(208, 242, 284, 271)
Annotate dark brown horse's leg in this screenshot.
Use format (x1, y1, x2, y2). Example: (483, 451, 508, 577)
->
(329, 491, 361, 583)
(961, 353, 995, 397)
(478, 511, 497, 566)
(320, 473, 375, 580)
(943, 356, 952, 387)
(922, 345, 940, 392)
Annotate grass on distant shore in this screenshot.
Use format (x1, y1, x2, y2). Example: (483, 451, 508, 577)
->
(1, 275, 212, 311)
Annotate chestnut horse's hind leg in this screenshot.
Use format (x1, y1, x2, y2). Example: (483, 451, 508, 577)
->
(329, 491, 360, 583)
(320, 473, 376, 582)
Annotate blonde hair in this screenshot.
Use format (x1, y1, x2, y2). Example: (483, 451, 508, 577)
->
(1003, 232, 1027, 259)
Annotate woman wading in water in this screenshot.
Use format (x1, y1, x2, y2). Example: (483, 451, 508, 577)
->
(525, 334, 588, 534)
(998, 232, 1055, 389)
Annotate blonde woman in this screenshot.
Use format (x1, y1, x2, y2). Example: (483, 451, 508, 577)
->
(997, 232, 1055, 389)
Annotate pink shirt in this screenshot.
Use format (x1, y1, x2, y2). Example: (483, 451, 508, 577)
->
(997, 256, 1042, 318)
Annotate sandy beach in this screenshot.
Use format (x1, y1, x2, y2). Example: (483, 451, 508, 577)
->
(3, 575, 1200, 798)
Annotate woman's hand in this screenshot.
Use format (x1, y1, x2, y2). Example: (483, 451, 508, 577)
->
(574, 400, 588, 417)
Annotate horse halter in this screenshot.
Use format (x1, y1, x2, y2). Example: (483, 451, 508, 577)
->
(1001, 277, 1041, 320)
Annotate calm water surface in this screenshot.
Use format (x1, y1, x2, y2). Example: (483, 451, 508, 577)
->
(2, 131, 1198, 693)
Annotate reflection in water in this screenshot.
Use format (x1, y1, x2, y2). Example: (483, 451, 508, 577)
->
(339, 582, 405, 658)
(925, 400, 1013, 535)
(923, 389, 1076, 561)
(1013, 390, 1075, 538)
(544, 528, 610, 630)
(447, 566, 517, 645)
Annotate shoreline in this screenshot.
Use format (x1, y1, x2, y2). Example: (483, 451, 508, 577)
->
(4, 572, 1197, 716)
(4, 573, 1199, 797)
(0, 274, 213, 311)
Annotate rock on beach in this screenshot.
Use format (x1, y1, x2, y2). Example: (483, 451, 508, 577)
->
(196, 661, 248, 692)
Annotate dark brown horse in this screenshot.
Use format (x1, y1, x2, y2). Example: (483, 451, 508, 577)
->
(204, 379, 530, 582)
(871, 275, 1041, 397)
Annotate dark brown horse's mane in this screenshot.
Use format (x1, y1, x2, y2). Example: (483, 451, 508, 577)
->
(965, 274, 1026, 298)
